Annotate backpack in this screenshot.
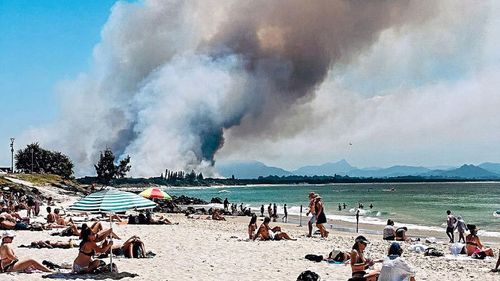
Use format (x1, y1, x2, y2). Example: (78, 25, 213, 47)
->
(304, 254, 323, 262)
(297, 270, 321, 281)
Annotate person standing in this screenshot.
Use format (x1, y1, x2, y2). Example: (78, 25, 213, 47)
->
(306, 192, 317, 237)
(282, 204, 288, 223)
(260, 205, 264, 217)
(315, 195, 329, 238)
(456, 216, 468, 243)
(267, 204, 272, 218)
(223, 198, 229, 211)
(446, 210, 457, 243)
(273, 203, 278, 221)
(343, 203, 347, 209)
(338, 204, 342, 211)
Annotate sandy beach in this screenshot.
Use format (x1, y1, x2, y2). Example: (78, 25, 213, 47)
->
(2, 209, 499, 281)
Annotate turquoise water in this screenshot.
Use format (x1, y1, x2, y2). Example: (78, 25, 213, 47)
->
(167, 182, 500, 237)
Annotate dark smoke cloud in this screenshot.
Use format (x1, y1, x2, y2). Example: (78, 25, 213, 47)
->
(32, 0, 435, 176)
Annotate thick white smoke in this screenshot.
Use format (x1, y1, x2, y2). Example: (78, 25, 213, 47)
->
(25, 0, 441, 176)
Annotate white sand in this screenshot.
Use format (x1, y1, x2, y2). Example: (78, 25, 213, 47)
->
(0, 213, 498, 281)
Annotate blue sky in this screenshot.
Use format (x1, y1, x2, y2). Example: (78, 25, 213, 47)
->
(0, 0, 117, 166)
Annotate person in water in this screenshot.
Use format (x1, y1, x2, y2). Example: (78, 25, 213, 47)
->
(72, 227, 113, 273)
(0, 231, 51, 273)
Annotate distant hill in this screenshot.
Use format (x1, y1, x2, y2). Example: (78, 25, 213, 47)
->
(293, 159, 354, 176)
(478, 162, 500, 175)
(216, 161, 292, 179)
(216, 160, 500, 180)
(348, 165, 431, 178)
(421, 164, 500, 179)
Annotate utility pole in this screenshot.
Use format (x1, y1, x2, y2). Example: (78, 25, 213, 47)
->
(9, 138, 15, 173)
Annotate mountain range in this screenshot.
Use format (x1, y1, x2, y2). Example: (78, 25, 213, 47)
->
(215, 159, 500, 179)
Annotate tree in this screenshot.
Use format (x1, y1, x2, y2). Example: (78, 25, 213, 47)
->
(15, 143, 74, 178)
(94, 148, 131, 184)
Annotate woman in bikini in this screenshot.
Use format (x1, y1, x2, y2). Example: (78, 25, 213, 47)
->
(72, 227, 113, 273)
(248, 214, 258, 239)
(0, 231, 51, 273)
(465, 224, 493, 257)
(350, 235, 380, 281)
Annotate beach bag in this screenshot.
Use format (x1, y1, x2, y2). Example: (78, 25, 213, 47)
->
(297, 270, 321, 281)
(424, 247, 444, 257)
(128, 215, 138, 225)
(305, 254, 323, 262)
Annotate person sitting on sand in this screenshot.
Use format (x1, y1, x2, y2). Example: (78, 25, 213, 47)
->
(99, 236, 146, 259)
(20, 240, 77, 249)
(146, 210, 173, 225)
(0, 231, 51, 273)
(395, 227, 408, 241)
(72, 227, 113, 274)
(253, 217, 295, 241)
(350, 235, 380, 281)
(46, 207, 56, 224)
(465, 224, 493, 257)
(379, 242, 416, 281)
(383, 219, 396, 240)
(53, 208, 74, 226)
(248, 214, 258, 240)
(211, 209, 226, 221)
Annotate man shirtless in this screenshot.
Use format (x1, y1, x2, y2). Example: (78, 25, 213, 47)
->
(253, 217, 295, 241)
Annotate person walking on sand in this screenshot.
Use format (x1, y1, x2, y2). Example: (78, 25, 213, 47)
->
(267, 204, 272, 218)
(282, 204, 288, 223)
(260, 205, 264, 217)
(223, 198, 229, 211)
(456, 216, 468, 243)
(273, 203, 278, 221)
(446, 210, 457, 243)
(315, 195, 329, 238)
(306, 192, 317, 237)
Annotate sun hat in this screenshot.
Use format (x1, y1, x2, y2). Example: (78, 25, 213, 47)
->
(355, 235, 370, 244)
(1, 230, 16, 239)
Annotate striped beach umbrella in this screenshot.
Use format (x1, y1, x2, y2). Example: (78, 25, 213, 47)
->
(68, 188, 156, 213)
(139, 187, 172, 201)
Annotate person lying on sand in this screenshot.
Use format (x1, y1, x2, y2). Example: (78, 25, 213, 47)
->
(325, 249, 350, 263)
(350, 235, 381, 281)
(53, 208, 74, 226)
(98, 236, 146, 259)
(146, 211, 173, 225)
(465, 224, 493, 257)
(379, 242, 416, 281)
(19, 240, 77, 249)
(72, 227, 113, 274)
(0, 231, 51, 273)
(55, 222, 120, 241)
(253, 217, 295, 241)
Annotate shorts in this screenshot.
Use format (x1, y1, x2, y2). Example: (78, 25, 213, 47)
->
(446, 227, 454, 233)
(309, 215, 317, 224)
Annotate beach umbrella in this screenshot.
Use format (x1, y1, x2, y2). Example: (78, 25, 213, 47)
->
(68, 188, 157, 213)
(68, 188, 156, 271)
(139, 187, 172, 201)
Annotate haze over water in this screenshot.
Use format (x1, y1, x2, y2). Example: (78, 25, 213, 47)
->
(168, 182, 500, 237)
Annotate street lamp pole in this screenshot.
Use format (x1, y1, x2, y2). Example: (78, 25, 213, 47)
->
(31, 148, 34, 174)
(9, 138, 15, 173)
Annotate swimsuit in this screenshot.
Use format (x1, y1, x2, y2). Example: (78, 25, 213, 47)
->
(1, 258, 18, 272)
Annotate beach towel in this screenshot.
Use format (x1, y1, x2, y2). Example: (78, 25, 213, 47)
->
(42, 272, 138, 280)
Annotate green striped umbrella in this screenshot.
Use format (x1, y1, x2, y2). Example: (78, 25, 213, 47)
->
(68, 188, 156, 213)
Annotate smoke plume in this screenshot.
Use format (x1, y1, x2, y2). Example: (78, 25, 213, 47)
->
(31, 0, 435, 176)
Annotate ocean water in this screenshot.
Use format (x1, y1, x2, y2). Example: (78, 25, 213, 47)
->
(166, 182, 500, 237)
